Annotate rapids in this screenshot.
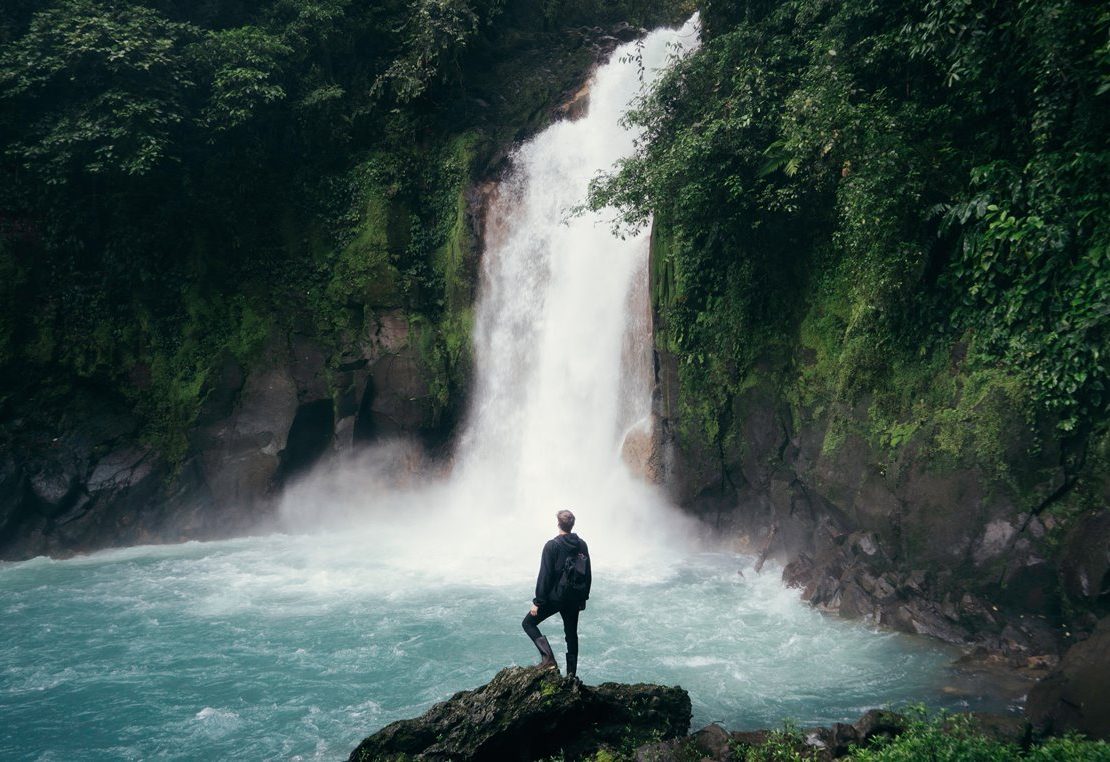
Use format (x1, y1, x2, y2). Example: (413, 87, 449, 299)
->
(1, 537, 982, 760)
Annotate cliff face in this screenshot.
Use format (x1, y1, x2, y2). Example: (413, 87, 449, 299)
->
(649, 221, 1110, 659)
(0, 194, 481, 559)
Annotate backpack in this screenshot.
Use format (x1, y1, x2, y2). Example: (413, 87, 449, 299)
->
(553, 551, 589, 604)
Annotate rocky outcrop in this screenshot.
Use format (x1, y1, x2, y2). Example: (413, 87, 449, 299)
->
(351, 680, 1037, 762)
(640, 709, 1031, 761)
(0, 314, 458, 560)
(1026, 615, 1110, 740)
(348, 666, 691, 762)
(0, 384, 208, 559)
(651, 323, 1108, 660)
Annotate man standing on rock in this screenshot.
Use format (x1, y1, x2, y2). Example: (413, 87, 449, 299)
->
(523, 509, 591, 677)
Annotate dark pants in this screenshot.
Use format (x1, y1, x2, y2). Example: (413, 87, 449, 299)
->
(522, 603, 580, 656)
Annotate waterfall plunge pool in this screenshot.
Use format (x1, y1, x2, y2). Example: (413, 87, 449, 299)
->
(1, 531, 1013, 761)
(3, 17, 1023, 760)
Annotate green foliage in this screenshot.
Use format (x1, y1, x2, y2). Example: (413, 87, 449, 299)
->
(134, 291, 273, 463)
(722, 710, 1110, 762)
(588, 0, 1109, 454)
(196, 26, 292, 131)
(373, 0, 498, 103)
(1, 0, 661, 460)
(940, 156, 1109, 433)
(0, 0, 198, 179)
(731, 722, 820, 761)
(850, 711, 1016, 762)
(847, 711, 1110, 762)
(1025, 735, 1110, 762)
(928, 366, 1027, 476)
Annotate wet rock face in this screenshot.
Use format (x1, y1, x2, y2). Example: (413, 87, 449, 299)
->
(0, 317, 453, 560)
(192, 337, 299, 516)
(0, 386, 196, 559)
(1059, 511, 1110, 614)
(620, 415, 663, 484)
(348, 666, 691, 762)
(1027, 615, 1110, 741)
(651, 339, 1104, 657)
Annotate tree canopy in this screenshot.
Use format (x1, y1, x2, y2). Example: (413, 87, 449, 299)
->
(589, 0, 1109, 441)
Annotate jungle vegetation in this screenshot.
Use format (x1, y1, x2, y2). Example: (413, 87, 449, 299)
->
(0, 0, 682, 458)
(588, 0, 1109, 465)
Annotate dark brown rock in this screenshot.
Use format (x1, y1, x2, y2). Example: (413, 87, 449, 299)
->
(817, 721, 860, 757)
(1027, 615, 1110, 740)
(853, 709, 908, 745)
(690, 723, 732, 758)
(1059, 510, 1110, 611)
(348, 666, 691, 762)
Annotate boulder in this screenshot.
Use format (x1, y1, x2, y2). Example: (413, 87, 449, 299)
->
(852, 709, 909, 745)
(689, 723, 733, 758)
(347, 666, 691, 761)
(620, 416, 662, 483)
(1058, 510, 1110, 611)
(1026, 615, 1110, 740)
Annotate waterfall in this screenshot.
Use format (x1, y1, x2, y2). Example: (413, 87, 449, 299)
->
(0, 19, 986, 760)
(450, 17, 701, 564)
(279, 17, 702, 577)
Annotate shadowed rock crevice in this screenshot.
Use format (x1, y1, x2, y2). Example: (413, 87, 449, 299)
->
(352, 375, 378, 444)
(277, 398, 335, 486)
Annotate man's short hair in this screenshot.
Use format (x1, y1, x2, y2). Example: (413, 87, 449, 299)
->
(557, 510, 575, 532)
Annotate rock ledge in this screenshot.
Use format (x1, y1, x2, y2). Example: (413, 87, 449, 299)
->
(347, 666, 691, 761)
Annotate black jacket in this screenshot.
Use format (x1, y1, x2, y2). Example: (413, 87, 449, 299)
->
(533, 532, 591, 608)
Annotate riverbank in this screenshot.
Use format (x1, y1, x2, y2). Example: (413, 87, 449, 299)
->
(346, 665, 1110, 761)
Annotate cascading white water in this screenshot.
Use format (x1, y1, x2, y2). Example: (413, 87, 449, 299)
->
(278, 19, 703, 575)
(447, 17, 702, 566)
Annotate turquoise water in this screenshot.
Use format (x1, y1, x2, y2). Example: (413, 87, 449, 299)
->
(1, 533, 998, 761)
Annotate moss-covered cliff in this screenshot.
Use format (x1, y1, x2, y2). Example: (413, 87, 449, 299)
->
(591, 0, 1109, 656)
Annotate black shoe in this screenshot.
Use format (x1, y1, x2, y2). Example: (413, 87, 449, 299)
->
(566, 653, 578, 678)
(534, 636, 558, 670)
